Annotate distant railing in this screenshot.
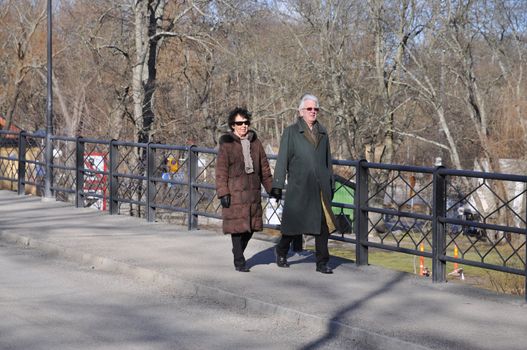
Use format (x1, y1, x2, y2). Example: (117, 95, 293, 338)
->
(1, 130, 526, 299)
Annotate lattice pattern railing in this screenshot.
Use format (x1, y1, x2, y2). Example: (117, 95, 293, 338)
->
(0, 134, 19, 191)
(366, 166, 434, 255)
(149, 144, 190, 224)
(444, 173, 526, 274)
(50, 136, 76, 202)
(2, 130, 526, 299)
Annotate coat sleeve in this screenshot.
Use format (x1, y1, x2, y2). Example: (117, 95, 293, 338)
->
(215, 143, 230, 198)
(257, 140, 273, 193)
(272, 127, 291, 189)
(327, 135, 335, 192)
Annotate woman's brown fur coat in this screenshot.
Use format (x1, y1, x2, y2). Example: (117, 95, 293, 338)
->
(215, 131, 273, 234)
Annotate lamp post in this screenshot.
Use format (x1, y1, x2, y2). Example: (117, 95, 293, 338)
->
(44, 0, 53, 198)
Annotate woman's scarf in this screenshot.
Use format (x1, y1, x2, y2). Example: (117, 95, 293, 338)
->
(240, 137, 254, 174)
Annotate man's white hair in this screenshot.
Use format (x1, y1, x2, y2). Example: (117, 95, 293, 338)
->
(298, 94, 319, 110)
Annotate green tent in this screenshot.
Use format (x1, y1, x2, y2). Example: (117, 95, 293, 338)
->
(331, 175, 355, 233)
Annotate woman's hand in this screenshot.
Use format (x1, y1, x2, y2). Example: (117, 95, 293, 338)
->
(220, 194, 231, 208)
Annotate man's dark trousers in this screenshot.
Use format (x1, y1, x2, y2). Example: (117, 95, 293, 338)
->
(276, 217, 329, 266)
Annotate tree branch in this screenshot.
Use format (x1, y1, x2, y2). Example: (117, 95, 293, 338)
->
(391, 129, 451, 151)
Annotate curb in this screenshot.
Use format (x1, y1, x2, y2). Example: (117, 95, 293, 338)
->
(0, 231, 430, 350)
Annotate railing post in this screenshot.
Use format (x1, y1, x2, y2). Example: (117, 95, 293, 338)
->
(432, 166, 447, 283)
(146, 143, 155, 222)
(188, 145, 198, 230)
(44, 134, 54, 198)
(524, 192, 527, 302)
(355, 159, 369, 265)
(17, 131, 26, 195)
(525, 236, 527, 302)
(109, 140, 119, 215)
(75, 137, 84, 208)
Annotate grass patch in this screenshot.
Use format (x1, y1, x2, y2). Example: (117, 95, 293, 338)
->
(270, 229, 525, 298)
(327, 243, 525, 297)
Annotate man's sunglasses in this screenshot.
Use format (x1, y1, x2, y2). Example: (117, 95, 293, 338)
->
(233, 121, 250, 126)
(304, 107, 320, 112)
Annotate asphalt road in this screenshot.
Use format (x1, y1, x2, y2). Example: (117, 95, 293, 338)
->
(0, 242, 356, 350)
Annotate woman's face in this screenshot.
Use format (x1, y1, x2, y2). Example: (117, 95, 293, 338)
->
(232, 114, 250, 138)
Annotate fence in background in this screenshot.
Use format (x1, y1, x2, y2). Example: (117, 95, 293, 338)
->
(1, 130, 526, 299)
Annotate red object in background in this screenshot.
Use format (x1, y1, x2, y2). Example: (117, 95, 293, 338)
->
(83, 153, 108, 210)
(0, 116, 22, 139)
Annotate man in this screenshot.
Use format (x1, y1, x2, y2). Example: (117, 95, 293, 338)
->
(269, 94, 337, 274)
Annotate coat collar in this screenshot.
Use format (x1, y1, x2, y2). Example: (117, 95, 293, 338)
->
(219, 130, 257, 144)
(296, 118, 326, 148)
(296, 117, 327, 134)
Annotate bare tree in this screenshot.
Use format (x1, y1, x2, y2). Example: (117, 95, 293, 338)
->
(2, 0, 527, 182)
(0, 0, 46, 131)
(130, 0, 218, 144)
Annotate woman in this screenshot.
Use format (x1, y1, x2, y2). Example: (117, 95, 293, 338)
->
(215, 107, 274, 272)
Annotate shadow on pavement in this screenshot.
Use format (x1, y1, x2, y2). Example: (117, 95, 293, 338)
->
(300, 272, 406, 350)
(246, 245, 355, 272)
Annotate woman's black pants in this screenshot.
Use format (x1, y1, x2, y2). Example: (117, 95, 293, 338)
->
(231, 232, 253, 267)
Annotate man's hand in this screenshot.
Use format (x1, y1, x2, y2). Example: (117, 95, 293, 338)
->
(269, 188, 282, 201)
(220, 194, 231, 208)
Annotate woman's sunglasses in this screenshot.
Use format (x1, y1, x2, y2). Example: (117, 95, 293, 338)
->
(233, 121, 250, 126)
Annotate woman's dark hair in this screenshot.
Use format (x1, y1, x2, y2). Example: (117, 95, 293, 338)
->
(227, 107, 252, 130)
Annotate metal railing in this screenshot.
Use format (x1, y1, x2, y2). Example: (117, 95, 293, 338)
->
(1, 130, 526, 299)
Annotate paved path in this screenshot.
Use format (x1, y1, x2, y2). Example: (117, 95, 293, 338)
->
(1, 190, 526, 350)
(0, 242, 357, 350)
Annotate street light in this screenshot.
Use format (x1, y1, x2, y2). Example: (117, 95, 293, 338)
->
(44, 0, 53, 198)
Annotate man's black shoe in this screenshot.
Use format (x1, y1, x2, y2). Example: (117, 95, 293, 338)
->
(316, 265, 333, 274)
(235, 265, 250, 272)
(274, 247, 290, 268)
(276, 256, 290, 268)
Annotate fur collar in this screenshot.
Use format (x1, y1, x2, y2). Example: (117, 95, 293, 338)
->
(219, 130, 257, 144)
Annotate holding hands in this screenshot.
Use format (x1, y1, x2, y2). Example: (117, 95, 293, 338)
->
(269, 188, 282, 201)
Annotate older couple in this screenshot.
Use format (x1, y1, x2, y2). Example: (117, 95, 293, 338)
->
(215, 95, 337, 274)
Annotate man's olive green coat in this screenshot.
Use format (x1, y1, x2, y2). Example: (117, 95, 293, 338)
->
(272, 118, 336, 236)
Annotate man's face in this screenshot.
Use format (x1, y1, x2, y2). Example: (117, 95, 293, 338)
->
(299, 99, 319, 126)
